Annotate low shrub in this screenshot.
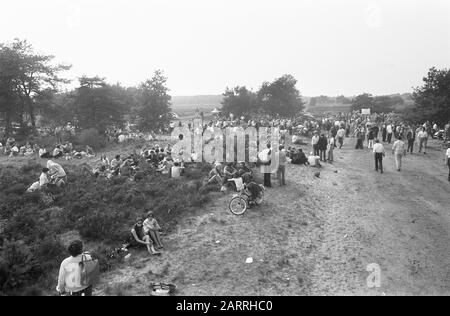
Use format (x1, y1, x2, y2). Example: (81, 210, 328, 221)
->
(0, 160, 213, 295)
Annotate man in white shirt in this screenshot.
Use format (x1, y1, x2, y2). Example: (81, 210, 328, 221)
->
(372, 139, 385, 173)
(311, 132, 320, 156)
(417, 127, 428, 154)
(386, 124, 393, 144)
(446, 143, 450, 182)
(392, 136, 406, 171)
(337, 127, 346, 149)
(57, 240, 94, 296)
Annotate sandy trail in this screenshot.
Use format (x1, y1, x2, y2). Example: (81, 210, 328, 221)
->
(95, 138, 450, 296)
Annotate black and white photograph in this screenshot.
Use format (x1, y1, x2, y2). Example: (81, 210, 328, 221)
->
(0, 0, 449, 300)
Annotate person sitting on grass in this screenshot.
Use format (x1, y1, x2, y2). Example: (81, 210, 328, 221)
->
(223, 162, 238, 189)
(10, 144, 19, 157)
(237, 161, 253, 183)
(143, 211, 164, 250)
(53, 145, 64, 159)
(47, 160, 67, 187)
(39, 147, 51, 159)
(126, 217, 161, 255)
(110, 155, 122, 176)
(39, 168, 50, 188)
(85, 145, 95, 157)
(207, 162, 223, 185)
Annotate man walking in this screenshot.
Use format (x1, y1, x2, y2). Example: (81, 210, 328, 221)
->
(373, 139, 385, 173)
(392, 136, 407, 172)
(417, 127, 428, 154)
(406, 127, 415, 154)
(446, 143, 450, 182)
(386, 123, 393, 144)
(311, 132, 320, 156)
(337, 126, 346, 149)
(275, 145, 287, 186)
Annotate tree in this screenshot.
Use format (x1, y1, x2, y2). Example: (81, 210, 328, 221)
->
(409, 67, 450, 125)
(0, 45, 21, 137)
(73, 76, 127, 133)
(135, 70, 172, 132)
(220, 86, 258, 116)
(4, 39, 70, 130)
(257, 74, 304, 116)
(351, 93, 374, 112)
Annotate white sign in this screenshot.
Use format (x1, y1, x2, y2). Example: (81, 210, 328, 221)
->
(362, 108, 371, 115)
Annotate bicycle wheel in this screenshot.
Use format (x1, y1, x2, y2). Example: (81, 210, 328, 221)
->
(229, 197, 247, 215)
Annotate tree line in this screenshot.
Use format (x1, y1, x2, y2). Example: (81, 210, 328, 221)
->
(220, 74, 306, 117)
(1, 39, 448, 138)
(0, 39, 172, 138)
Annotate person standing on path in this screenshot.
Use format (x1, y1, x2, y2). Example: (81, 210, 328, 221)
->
(392, 136, 407, 171)
(275, 145, 287, 186)
(367, 128, 375, 149)
(337, 126, 346, 149)
(406, 127, 415, 154)
(386, 123, 393, 144)
(373, 139, 385, 173)
(445, 143, 450, 182)
(355, 127, 365, 150)
(311, 132, 320, 157)
(418, 127, 428, 154)
(318, 134, 328, 162)
(382, 124, 387, 142)
(259, 143, 272, 188)
(327, 133, 335, 163)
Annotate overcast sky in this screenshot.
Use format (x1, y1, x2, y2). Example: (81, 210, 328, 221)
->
(1, 0, 449, 96)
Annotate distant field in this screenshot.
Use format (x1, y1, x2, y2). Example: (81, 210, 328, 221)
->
(171, 95, 223, 118)
(306, 104, 352, 114)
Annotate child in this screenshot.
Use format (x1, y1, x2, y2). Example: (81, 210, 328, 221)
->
(143, 211, 164, 250)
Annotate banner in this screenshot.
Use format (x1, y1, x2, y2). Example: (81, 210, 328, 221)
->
(361, 108, 371, 115)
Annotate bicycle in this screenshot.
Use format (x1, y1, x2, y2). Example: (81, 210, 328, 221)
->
(228, 178, 265, 215)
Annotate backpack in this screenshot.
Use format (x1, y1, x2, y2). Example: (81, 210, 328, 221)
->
(79, 252, 100, 287)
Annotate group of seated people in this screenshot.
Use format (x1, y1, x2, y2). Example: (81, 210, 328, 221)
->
(125, 210, 164, 256)
(207, 161, 253, 191)
(27, 160, 68, 192)
(40, 143, 95, 160)
(287, 147, 321, 167)
(0, 136, 96, 161)
(92, 143, 186, 180)
(1, 138, 38, 157)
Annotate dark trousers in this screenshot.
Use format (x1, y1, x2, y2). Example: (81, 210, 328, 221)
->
(319, 150, 326, 162)
(382, 131, 387, 142)
(338, 137, 344, 149)
(387, 133, 392, 144)
(407, 139, 414, 154)
(277, 165, 286, 186)
(447, 160, 450, 181)
(355, 139, 364, 149)
(69, 285, 93, 296)
(375, 153, 384, 172)
(313, 144, 319, 156)
(264, 173, 271, 187)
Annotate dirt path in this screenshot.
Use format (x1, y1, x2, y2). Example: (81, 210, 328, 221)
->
(95, 138, 450, 296)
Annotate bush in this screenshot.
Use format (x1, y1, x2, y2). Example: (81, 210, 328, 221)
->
(0, 161, 213, 295)
(76, 128, 107, 150)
